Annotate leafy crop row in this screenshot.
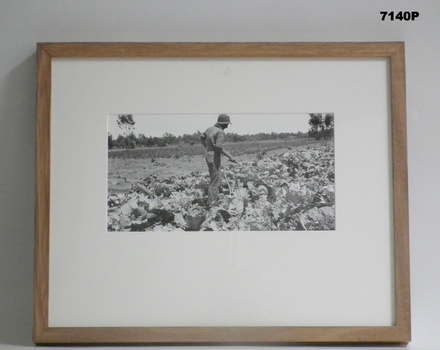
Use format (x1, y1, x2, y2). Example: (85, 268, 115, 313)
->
(107, 143, 335, 232)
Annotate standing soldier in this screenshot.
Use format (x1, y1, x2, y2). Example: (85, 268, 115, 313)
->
(200, 114, 237, 205)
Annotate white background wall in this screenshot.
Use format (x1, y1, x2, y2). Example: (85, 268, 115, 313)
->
(0, 0, 439, 349)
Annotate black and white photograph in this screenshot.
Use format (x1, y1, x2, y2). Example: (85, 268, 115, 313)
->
(107, 113, 335, 232)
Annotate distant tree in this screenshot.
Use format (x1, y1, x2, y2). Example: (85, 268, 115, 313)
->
(108, 133, 113, 149)
(127, 132, 137, 149)
(117, 114, 135, 148)
(163, 132, 177, 146)
(308, 113, 334, 140)
(309, 114, 323, 132)
(113, 134, 126, 148)
(137, 133, 148, 147)
(324, 113, 334, 129)
(323, 113, 334, 139)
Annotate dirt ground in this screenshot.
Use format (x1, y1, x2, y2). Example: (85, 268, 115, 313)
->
(108, 155, 204, 193)
(107, 141, 321, 194)
(108, 150, 287, 194)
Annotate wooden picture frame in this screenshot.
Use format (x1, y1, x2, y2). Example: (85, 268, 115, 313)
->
(35, 42, 410, 345)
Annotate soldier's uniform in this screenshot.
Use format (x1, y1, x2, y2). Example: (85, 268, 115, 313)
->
(200, 114, 233, 205)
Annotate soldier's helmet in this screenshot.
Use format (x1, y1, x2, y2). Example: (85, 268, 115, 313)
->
(217, 114, 232, 124)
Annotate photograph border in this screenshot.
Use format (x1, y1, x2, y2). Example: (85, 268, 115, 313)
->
(35, 42, 410, 345)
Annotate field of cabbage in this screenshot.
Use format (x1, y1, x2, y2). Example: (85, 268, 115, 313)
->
(107, 141, 335, 232)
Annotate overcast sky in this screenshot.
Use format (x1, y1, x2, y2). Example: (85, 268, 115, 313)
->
(108, 113, 312, 138)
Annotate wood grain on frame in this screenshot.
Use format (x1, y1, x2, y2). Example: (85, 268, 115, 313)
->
(34, 44, 52, 342)
(34, 42, 410, 345)
(389, 44, 411, 338)
(38, 42, 403, 58)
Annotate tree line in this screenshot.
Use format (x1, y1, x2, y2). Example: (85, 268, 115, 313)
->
(308, 113, 334, 140)
(108, 130, 308, 149)
(108, 114, 331, 149)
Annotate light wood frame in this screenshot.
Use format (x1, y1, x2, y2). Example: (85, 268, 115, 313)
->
(35, 42, 410, 345)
